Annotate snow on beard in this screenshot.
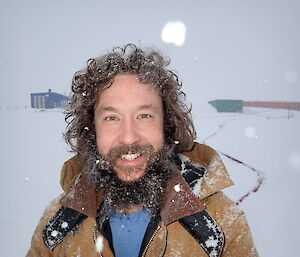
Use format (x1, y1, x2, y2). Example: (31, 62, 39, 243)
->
(93, 144, 175, 215)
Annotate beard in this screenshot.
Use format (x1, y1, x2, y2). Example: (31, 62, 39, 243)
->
(87, 143, 176, 215)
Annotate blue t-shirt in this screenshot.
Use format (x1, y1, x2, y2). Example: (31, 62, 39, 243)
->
(109, 209, 151, 257)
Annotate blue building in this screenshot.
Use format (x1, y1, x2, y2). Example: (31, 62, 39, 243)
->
(31, 89, 69, 109)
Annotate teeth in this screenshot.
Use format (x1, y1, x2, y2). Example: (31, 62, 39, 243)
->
(121, 153, 141, 161)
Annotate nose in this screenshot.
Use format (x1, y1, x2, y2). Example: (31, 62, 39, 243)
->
(118, 119, 141, 145)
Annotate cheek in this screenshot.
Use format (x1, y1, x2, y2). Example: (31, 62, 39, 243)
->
(96, 135, 106, 155)
(148, 123, 164, 151)
(95, 125, 111, 156)
(154, 134, 164, 151)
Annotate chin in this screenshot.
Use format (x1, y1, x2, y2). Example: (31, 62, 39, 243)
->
(114, 161, 147, 181)
(115, 168, 146, 184)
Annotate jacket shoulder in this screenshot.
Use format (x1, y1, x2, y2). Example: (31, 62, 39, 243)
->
(42, 206, 87, 250)
(26, 195, 63, 257)
(204, 192, 259, 257)
(179, 209, 225, 257)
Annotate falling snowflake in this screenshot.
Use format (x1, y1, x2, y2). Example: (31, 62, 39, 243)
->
(174, 184, 181, 192)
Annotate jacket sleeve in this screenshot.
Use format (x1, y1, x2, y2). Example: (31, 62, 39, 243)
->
(26, 196, 62, 257)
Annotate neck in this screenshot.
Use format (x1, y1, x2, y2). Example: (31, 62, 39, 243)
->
(114, 204, 143, 215)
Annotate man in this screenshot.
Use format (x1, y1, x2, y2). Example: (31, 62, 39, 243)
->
(27, 44, 259, 257)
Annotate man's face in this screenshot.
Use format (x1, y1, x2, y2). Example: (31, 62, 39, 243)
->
(94, 74, 164, 183)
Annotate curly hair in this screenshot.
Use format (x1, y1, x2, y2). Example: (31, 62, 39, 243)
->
(64, 44, 196, 163)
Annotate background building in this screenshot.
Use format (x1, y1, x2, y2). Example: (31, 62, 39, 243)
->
(31, 89, 69, 109)
(209, 99, 300, 112)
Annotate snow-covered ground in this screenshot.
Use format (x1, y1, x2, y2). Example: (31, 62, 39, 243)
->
(1, 105, 299, 256)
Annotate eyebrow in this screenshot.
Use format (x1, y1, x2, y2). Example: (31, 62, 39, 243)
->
(98, 106, 118, 112)
(136, 104, 158, 111)
(97, 104, 158, 114)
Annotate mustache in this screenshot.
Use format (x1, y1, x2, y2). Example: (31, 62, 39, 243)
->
(105, 144, 156, 165)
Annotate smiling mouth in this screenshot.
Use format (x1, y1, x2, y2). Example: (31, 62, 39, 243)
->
(120, 152, 142, 161)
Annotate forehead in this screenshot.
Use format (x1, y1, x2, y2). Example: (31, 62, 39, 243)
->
(97, 74, 162, 108)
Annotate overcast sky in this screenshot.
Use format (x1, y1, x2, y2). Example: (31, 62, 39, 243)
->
(0, 0, 299, 108)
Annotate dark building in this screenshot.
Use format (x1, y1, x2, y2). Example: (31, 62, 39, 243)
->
(31, 89, 69, 109)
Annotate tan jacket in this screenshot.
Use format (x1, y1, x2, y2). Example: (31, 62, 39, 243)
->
(27, 143, 259, 257)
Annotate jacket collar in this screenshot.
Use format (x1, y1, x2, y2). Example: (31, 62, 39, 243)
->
(60, 173, 102, 218)
(160, 171, 205, 224)
(60, 170, 205, 224)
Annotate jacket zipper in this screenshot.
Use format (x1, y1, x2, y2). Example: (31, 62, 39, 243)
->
(141, 225, 162, 257)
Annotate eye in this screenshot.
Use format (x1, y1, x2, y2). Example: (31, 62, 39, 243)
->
(104, 116, 118, 121)
(138, 114, 152, 119)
